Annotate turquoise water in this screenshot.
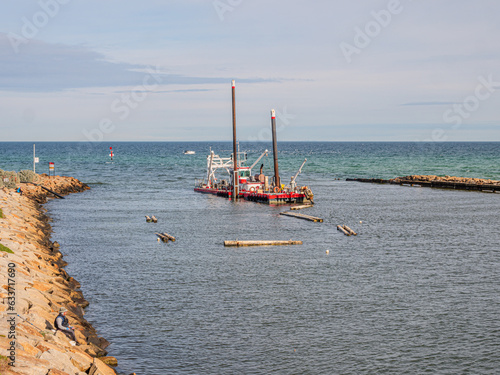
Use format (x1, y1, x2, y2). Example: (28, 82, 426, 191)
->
(1, 142, 500, 374)
(1, 142, 500, 181)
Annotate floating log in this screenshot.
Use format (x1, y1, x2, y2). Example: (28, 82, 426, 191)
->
(155, 233, 170, 243)
(161, 232, 176, 242)
(224, 240, 302, 247)
(151, 216, 158, 223)
(343, 225, 357, 236)
(337, 225, 350, 236)
(145, 216, 152, 223)
(280, 211, 323, 222)
(290, 204, 313, 211)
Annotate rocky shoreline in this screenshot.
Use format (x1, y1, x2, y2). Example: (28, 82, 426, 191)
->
(347, 175, 500, 192)
(0, 175, 125, 375)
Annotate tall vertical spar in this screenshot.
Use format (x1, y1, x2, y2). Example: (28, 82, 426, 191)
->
(232, 80, 239, 199)
(271, 109, 280, 190)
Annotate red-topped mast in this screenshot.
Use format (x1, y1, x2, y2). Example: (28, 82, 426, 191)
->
(271, 109, 280, 189)
(232, 80, 239, 199)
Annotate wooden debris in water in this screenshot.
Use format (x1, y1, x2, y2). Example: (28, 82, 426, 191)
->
(343, 225, 357, 236)
(155, 233, 169, 242)
(337, 225, 350, 236)
(155, 232, 176, 242)
(290, 204, 313, 211)
(280, 211, 323, 222)
(224, 240, 303, 247)
(151, 216, 158, 223)
(145, 216, 152, 223)
(161, 232, 176, 242)
(337, 225, 357, 236)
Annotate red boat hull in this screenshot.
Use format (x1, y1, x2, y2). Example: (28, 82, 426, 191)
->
(194, 187, 310, 204)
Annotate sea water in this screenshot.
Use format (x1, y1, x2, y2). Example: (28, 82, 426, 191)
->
(1, 142, 500, 374)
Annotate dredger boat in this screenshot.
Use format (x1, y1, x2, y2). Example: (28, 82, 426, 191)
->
(194, 81, 313, 205)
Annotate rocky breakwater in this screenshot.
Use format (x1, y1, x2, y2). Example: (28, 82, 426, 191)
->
(348, 175, 500, 192)
(0, 175, 121, 375)
(391, 175, 500, 191)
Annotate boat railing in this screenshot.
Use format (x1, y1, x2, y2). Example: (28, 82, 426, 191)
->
(195, 179, 206, 188)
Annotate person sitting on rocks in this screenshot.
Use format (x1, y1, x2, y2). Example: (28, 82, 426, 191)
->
(54, 307, 77, 345)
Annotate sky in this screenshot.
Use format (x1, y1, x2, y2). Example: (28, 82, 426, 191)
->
(0, 0, 499, 142)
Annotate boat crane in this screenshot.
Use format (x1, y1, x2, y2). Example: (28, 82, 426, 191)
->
(290, 158, 307, 190)
(249, 149, 269, 171)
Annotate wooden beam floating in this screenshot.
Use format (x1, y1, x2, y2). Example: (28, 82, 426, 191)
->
(337, 225, 357, 236)
(155, 233, 169, 242)
(155, 232, 176, 243)
(224, 240, 303, 247)
(145, 216, 152, 223)
(280, 211, 323, 222)
(343, 225, 357, 236)
(290, 204, 313, 211)
(151, 215, 158, 223)
(337, 225, 350, 236)
(162, 232, 176, 242)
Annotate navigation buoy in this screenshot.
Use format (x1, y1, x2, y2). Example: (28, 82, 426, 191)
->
(109, 147, 114, 160)
(326, 250, 330, 255)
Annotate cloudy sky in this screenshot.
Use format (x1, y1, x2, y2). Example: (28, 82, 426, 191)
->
(1, 0, 499, 141)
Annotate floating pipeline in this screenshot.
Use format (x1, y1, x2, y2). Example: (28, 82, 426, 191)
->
(0, 174, 126, 375)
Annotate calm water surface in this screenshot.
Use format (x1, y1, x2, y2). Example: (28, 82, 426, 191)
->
(1, 142, 500, 374)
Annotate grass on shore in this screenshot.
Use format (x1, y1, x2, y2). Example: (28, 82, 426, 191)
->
(0, 243, 13, 254)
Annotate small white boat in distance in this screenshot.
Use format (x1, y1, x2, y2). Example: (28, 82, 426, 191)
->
(184, 150, 196, 155)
